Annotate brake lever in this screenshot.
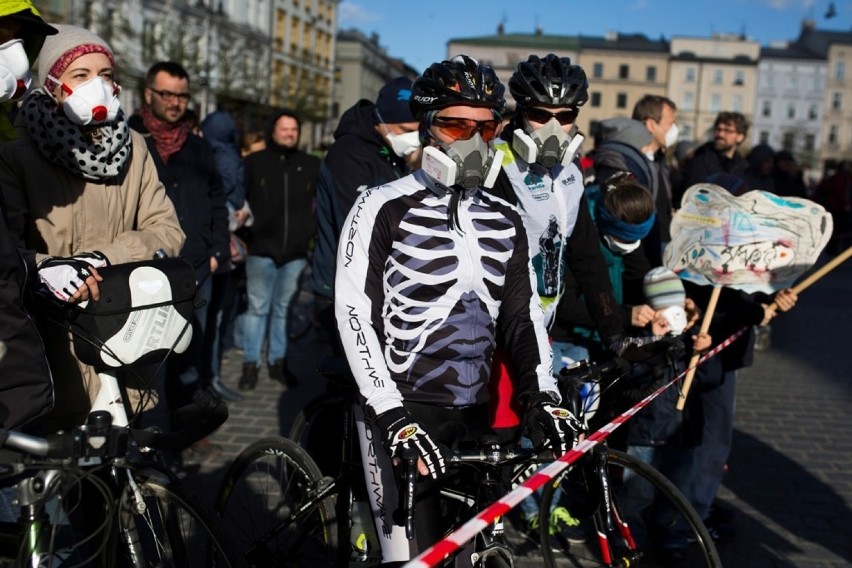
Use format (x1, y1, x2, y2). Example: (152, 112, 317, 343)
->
(398, 448, 418, 540)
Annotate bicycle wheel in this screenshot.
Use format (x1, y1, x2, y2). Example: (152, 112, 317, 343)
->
(214, 437, 337, 567)
(539, 448, 720, 568)
(112, 469, 238, 567)
(287, 392, 346, 477)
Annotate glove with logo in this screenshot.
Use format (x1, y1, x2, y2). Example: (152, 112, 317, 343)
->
(36, 256, 100, 301)
(522, 392, 583, 456)
(375, 407, 446, 480)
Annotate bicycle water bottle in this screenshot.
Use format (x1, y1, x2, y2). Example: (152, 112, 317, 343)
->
(350, 499, 372, 561)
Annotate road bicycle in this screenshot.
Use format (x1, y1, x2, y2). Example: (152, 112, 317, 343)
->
(218, 353, 720, 567)
(0, 258, 240, 566)
(216, 355, 557, 567)
(537, 358, 722, 568)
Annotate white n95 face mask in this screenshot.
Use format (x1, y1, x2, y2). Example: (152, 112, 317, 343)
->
(51, 75, 121, 126)
(386, 130, 421, 158)
(0, 39, 32, 102)
(665, 123, 679, 149)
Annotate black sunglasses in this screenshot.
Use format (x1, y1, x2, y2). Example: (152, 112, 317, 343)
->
(524, 107, 579, 125)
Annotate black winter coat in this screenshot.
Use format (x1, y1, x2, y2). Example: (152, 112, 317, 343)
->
(311, 100, 408, 299)
(129, 115, 229, 283)
(683, 142, 748, 189)
(243, 123, 319, 264)
(0, 200, 52, 430)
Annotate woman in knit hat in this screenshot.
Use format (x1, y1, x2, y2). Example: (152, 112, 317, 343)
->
(0, 24, 184, 431)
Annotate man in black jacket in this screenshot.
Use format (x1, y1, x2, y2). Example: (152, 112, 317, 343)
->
(683, 111, 749, 190)
(310, 77, 420, 355)
(240, 109, 320, 390)
(129, 62, 229, 433)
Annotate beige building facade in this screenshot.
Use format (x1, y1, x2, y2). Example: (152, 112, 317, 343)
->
(576, 34, 669, 140)
(668, 35, 761, 144)
(821, 42, 852, 164)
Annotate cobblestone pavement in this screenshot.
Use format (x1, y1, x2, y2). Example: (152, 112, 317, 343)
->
(185, 252, 852, 567)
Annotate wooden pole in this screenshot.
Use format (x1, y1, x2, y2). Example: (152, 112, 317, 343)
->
(768, 246, 852, 312)
(676, 285, 722, 411)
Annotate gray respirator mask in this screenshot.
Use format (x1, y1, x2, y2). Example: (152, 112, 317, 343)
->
(512, 119, 583, 168)
(422, 133, 503, 190)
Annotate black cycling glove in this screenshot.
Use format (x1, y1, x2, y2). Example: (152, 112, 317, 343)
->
(522, 392, 583, 456)
(375, 407, 446, 480)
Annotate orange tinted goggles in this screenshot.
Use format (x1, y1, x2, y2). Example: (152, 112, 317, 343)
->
(431, 116, 500, 143)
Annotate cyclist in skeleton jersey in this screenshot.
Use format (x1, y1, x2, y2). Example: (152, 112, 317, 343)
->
(335, 55, 580, 564)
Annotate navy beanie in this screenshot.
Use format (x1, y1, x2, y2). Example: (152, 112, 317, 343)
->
(375, 76, 415, 124)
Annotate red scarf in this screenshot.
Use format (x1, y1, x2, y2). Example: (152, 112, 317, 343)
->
(138, 105, 189, 164)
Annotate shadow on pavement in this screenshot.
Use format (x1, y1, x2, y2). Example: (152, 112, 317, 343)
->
(723, 428, 852, 565)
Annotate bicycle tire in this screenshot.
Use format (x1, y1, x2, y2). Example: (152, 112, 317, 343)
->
(539, 448, 721, 568)
(214, 437, 337, 567)
(113, 469, 239, 567)
(287, 392, 347, 477)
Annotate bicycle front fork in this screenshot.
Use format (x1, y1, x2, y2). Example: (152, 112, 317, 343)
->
(592, 451, 642, 567)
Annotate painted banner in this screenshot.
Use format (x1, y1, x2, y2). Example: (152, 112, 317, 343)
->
(663, 184, 833, 293)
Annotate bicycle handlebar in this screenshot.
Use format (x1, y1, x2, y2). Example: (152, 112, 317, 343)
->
(394, 438, 552, 540)
(558, 357, 630, 386)
(0, 389, 228, 461)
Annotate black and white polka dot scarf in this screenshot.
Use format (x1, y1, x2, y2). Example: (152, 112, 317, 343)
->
(20, 90, 131, 181)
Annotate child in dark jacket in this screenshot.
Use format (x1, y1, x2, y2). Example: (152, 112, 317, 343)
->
(616, 267, 716, 555)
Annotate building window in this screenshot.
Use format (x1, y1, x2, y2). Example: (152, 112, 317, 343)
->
(616, 92, 627, 109)
(759, 131, 770, 144)
(787, 103, 796, 119)
(734, 70, 745, 86)
(804, 134, 815, 151)
(762, 101, 771, 117)
(590, 92, 602, 107)
(685, 67, 696, 82)
(682, 91, 694, 111)
(835, 61, 846, 81)
(782, 132, 795, 150)
(732, 94, 744, 112)
(809, 104, 818, 120)
(828, 124, 839, 145)
(709, 93, 722, 112)
(619, 64, 629, 79)
(712, 69, 723, 84)
(680, 124, 692, 140)
(593, 62, 603, 78)
(789, 75, 798, 89)
(646, 65, 657, 82)
(832, 92, 842, 110)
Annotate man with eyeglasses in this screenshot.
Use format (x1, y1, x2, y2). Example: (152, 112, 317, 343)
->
(335, 55, 577, 564)
(129, 61, 229, 462)
(683, 111, 749, 190)
(488, 53, 626, 542)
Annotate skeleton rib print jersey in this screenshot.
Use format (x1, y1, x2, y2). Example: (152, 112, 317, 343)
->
(335, 169, 556, 416)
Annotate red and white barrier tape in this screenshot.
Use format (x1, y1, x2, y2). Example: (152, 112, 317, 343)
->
(404, 326, 748, 568)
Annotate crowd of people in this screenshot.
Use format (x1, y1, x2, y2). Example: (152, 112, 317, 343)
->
(0, 4, 835, 565)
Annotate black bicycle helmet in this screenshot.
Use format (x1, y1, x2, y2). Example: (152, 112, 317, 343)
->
(509, 54, 589, 108)
(410, 55, 506, 119)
